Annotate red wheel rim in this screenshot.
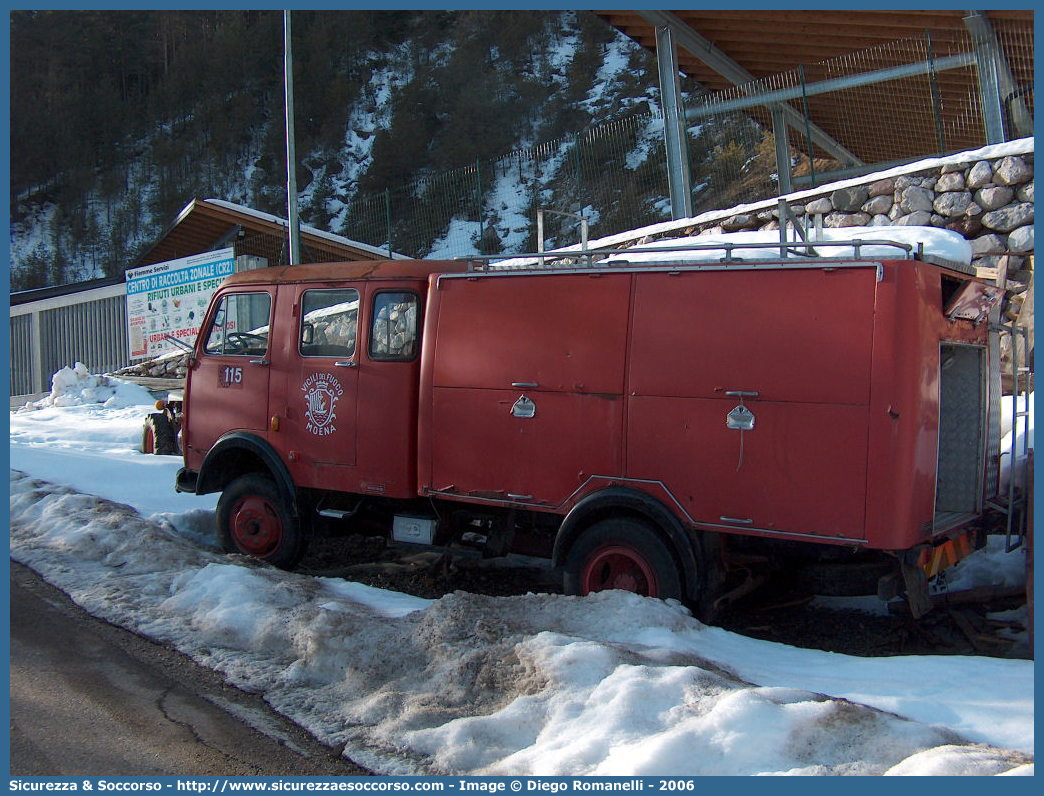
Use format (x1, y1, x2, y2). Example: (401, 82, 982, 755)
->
(143, 427, 155, 454)
(229, 495, 282, 556)
(581, 544, 659, 597)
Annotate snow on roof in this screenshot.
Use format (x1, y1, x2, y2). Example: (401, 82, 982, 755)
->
(490, 225, 973, 270)
(203, 198, 404, 260)
(600, 226, 974, 267)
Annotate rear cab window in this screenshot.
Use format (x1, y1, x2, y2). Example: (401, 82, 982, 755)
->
(370, 291, 419, 361)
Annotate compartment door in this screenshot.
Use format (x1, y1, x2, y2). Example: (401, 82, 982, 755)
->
(627, 267, 878, 539)
(428, 273, 631, 506)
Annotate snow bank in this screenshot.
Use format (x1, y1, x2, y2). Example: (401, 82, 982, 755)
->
(9, 467, 1034, 777)
(21, 361, 156, 410)
(10, 366, 211, 519)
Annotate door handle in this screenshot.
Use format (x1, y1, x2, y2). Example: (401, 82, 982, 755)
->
(335, 360, 358, 368)
(249, 358, 269, 366)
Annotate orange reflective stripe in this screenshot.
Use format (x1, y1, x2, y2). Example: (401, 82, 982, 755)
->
(921, 533, 974, 578)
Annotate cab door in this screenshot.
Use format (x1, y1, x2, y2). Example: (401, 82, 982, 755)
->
(185, 289, 274, 458)
(276, 286, 361, 490)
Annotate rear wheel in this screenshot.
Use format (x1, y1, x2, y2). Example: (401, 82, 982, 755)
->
(216, 473, 306, 569)
(563, 518, 683, 600)
(142, 412, 177, 455)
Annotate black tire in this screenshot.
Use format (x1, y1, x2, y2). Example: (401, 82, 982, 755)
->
(216, 473, 306, 570)
(142, 412, 177, 455)
(563, 517, 684, 601)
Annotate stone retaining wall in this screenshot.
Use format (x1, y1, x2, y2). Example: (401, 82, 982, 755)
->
(670, 153, 1033, 291)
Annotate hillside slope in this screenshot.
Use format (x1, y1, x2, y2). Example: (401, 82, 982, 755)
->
(10, 10, 683, 290)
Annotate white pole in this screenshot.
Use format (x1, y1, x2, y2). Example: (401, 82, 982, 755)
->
(284, 10, 302, 265)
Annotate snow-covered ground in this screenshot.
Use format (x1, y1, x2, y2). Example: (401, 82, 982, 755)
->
(8, 366, 1034, 776)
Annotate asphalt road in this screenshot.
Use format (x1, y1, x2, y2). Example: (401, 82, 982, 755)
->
(9, 560, 371, 777)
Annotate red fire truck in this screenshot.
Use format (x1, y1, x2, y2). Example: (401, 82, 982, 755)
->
(173, 236, 1013, 618)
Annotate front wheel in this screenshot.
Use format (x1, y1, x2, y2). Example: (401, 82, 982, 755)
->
(216, 473, 306, 569)
(563, 518, 683, 600)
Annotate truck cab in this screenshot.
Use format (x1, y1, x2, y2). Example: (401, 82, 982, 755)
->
(176, 260, 466, 567)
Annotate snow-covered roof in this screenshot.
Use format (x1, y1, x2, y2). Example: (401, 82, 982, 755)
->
(204, 199, 405, 260)
(487, 226, 973, 271)
(134, 197, 407, 269)
(610, 226, 971, 265)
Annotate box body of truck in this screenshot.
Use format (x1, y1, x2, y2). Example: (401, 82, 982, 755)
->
(175, 245, 1008, 616)
(420, 259, 999, 548)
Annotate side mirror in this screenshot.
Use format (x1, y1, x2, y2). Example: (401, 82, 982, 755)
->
(301, 322, 315, 345)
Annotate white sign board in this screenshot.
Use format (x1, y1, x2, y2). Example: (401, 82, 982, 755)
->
(126, 247, 235, 359)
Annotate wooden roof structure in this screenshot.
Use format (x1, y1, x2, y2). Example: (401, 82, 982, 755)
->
(595, 9, 1034, 169)
(134, 198, 390, 268)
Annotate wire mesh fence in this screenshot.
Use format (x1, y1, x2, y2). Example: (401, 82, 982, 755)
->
(336, 113, 673, 260)
(681, 22, 1034, 200)
(265, 26, 1032, 264)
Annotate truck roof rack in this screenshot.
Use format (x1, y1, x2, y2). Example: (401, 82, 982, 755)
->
(460, 239, 976, 276)
(461, 198, 977, 275)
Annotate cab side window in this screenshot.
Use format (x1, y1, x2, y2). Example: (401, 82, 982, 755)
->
(203, 292, 271, 356)
(370, 291, 419, 361)
(300, 289, 359, 358)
